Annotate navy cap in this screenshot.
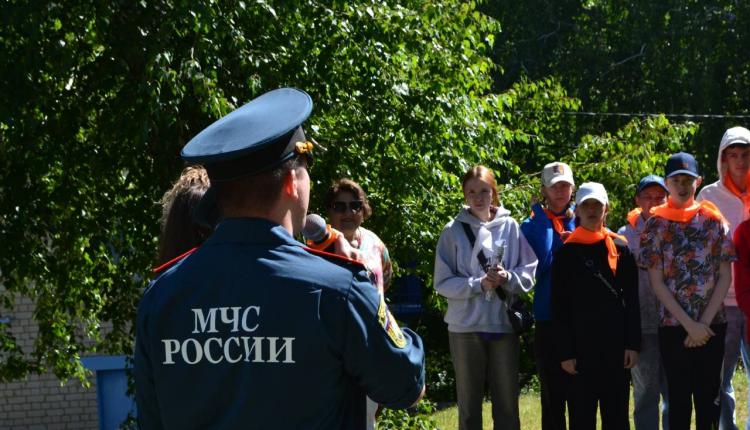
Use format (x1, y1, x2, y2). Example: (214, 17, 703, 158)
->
(181, 88, 313, 182)
(636, 174, 668, 195)
(665, 152, 699, 178)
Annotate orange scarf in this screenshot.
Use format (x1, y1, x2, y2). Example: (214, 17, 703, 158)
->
(564, 226, 626, 275)
(724, 173, 750, 209)
(626, 208, 642, 228)
(543, 208, 566, 235)
(651, 197, 725, 223)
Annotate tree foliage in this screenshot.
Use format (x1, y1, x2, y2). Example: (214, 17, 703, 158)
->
(0, 1, 696, 407)
(486, 0, 750, 176)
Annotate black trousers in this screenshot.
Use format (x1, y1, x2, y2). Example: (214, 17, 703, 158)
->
(659, 323, 726, 430)
(568, 365, 630, 430)
(535, 321, 570, 430)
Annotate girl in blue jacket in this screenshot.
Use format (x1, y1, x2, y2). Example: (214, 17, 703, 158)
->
(520, 162, 576, 430)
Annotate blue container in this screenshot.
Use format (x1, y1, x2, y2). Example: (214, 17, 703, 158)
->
(389, 271, 424, 327)
(81, 355, 137, 430)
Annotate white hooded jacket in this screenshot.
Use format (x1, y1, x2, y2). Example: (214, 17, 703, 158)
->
(697, 126, 750, 305)
(433, 206, 538, 333)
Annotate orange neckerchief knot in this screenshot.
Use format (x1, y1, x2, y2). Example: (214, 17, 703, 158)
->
(651, 197, 725, 224)
(724, 173, 750, 209)
(564, 226, 626, 275)
(626, 208, 642, 228)
(542, 208, 567, 235)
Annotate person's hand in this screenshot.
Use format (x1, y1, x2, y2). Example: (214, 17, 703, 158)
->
(684, 321, 713, 348)
(332, 229, 364, 262)
(409, 384, 427, 408)
(623, 350, 638, 369)
(481, 266, 502, 292)
(560, 230, 572, 242)
(497, 268, 510, 285)
(683, 330, 713, 348)
(561, 359, 577, 375)
(683, 335, 703, 348)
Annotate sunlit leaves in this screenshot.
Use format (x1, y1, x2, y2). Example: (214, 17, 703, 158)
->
(0, 0, 699, 386)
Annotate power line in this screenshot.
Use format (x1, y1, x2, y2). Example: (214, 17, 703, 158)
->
(514, 110, 750, 120)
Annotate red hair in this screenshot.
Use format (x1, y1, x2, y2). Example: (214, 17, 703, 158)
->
(461, 165, 499, 206)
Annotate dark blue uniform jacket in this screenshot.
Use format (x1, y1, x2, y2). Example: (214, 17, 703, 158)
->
(135, 218, 425, 429)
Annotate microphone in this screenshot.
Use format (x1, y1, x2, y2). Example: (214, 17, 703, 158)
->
(302, 214, 339, 252)
(485, 239, 506, 301)
(490, 239, 506, 270)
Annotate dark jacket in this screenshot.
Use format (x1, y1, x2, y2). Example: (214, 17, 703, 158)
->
(135, 218, 425, 430)
(551, 240, 640, 378)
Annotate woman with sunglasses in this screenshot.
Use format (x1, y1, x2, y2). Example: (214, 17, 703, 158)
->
(325, 178, 393, 430)
(434, 165, 538, 430)
(325, 178, 393, 295)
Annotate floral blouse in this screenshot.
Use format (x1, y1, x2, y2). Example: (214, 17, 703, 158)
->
(639, 212, 736, 327)
(356, 227, 393, 293)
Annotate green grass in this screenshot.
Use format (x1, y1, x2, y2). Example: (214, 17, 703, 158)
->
(432, 368, 748, 429)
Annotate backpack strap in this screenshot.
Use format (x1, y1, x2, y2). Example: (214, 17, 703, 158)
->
(460, 222, 488, 268)
(578, 254, 624, 308)
(460, 222, 508, 301)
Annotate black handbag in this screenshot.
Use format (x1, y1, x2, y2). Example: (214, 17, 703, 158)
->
(460, 223, 535, 335)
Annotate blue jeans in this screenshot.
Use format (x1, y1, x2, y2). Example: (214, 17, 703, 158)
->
(632, 333, 668, 430)
(719, 306, 750, 430)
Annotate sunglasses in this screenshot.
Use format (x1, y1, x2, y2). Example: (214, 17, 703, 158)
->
(331, 200, 364, 213)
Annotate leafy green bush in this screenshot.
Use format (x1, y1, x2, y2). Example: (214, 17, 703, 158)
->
(378, 399, 440, 430)
(0, 0, 698, 391)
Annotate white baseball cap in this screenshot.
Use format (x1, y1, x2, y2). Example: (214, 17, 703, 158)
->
(541, 162, 575, 187)
(575, 182, 608, 205)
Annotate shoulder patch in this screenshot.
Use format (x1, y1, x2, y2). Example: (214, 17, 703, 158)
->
(377, 295, 407, 349)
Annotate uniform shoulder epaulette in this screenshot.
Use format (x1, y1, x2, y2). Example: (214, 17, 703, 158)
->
(303, 246, 367, 270)
(152, 247, 199, 274)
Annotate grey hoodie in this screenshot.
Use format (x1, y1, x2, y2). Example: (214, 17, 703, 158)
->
(697, 126, 750, 306)
(434, 206, 538, 333)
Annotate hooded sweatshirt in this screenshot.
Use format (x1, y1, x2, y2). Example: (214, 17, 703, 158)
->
(697, 126, 750, 306)
(434, 206, 538, 333)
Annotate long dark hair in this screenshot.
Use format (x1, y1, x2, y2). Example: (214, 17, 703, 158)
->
(157, 166, 211, 264)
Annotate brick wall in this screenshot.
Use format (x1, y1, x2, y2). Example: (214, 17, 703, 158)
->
(0, 373, 99, 429)
(0, 295, 100, 430)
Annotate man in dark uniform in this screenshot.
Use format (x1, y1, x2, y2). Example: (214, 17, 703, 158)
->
(134, 88, 426, 429)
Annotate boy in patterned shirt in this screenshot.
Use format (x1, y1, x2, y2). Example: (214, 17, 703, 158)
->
(640, 152, 736, 430)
